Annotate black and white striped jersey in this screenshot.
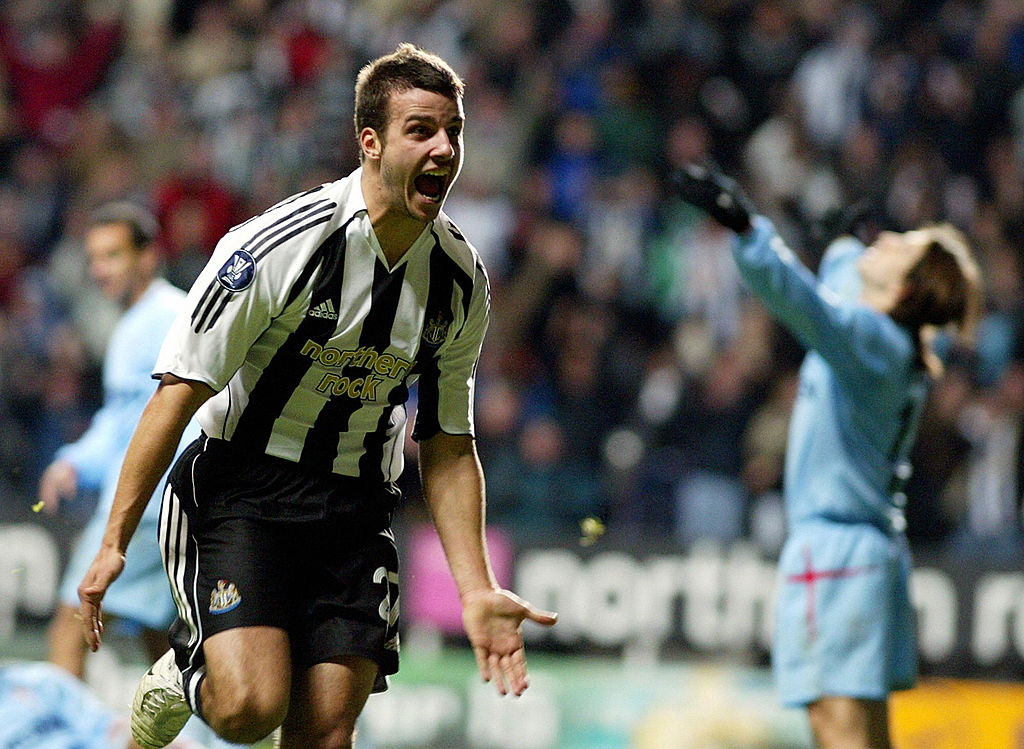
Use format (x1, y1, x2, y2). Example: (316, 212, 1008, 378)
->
(154, 168, 490, 483)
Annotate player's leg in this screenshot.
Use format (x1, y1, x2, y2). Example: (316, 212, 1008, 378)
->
(47, 602, 88, 678)
(807, 695, 891, 749)
(274, 501, 399, 749)
(278, 656, 379, 749)
(197, 625, 293, 744)
(134, 439, 296, 748)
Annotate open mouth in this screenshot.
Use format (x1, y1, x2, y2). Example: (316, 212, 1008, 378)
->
(414, 172, 446, 201)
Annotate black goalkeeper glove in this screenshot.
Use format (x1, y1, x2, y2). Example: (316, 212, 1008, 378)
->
(671, 163, 755, 234)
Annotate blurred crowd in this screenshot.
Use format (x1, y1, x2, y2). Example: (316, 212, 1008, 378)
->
(0, 0, 1022, 558)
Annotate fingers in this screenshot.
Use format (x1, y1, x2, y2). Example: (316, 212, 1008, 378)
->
(504, 649, 528, 696)
(74, 549, 127, 653)
(79, 579, 108, 652)
(488, 653, 506, 696)
(90, 613, 103, 652)
(38, 482, 60, 516)
(488, 649, 529, 696)
(523, 606, 558, 627)
(39, 461, 76, 515)
(672, 162, 753, 233)
(79, 599, 103, 651)
(477, 642, 531, 697)
(465, 590, 555, 697)
(473, 644, 491, 685)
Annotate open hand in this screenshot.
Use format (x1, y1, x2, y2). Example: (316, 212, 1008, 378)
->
(462, 588, 557, 696)
(77, 546, 126, 651)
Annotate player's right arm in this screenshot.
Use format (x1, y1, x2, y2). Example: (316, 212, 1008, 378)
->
(77, 373, 214, 651)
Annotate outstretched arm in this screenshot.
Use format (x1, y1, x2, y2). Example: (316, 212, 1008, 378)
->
(419, 431, 557, 696)
(673, 164, 909, 388)
(78, 374, 214, 651)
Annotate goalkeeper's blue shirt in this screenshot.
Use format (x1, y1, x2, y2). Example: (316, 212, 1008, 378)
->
(734, 217, 928, 533)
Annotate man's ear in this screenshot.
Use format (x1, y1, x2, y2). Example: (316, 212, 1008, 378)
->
(139, 243, 162, 277)
(360, 128, 382, 161)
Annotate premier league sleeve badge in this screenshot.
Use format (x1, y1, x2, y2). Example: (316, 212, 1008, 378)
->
(216, 250, 257, 292)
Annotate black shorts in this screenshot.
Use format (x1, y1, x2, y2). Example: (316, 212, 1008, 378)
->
(160, 435, 400, 697)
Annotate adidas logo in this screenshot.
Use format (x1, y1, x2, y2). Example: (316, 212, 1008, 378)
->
(308, 299, 338, 320)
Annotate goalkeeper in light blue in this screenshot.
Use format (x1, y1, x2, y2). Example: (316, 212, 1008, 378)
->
(675, 165, 982, 749)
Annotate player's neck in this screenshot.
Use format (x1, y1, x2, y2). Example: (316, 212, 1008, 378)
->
(360, 168, 431, 266)
(121, 277, 155, 310)
(370, 212, 428, 266)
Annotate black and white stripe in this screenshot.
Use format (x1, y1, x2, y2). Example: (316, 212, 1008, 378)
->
(299, 257, 407, 473)
(158, 447, 206, 711)
(225, 221, 482, 479)
(158, 170, 489, 484)
(190, 197, 337, 334)
(230, 220, 353, 456)
(410, 234, 474, 441)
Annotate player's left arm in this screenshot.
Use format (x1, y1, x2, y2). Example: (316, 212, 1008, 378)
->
(676, 165, 912, 387)
(733, 218, 914, 389)
(41, 382, 149, 513)
(418, 432, 557, 696)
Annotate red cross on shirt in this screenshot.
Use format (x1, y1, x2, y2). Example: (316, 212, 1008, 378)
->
(786, 544, 878, 639)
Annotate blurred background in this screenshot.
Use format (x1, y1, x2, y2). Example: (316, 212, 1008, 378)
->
(1, 0, 1023, 746)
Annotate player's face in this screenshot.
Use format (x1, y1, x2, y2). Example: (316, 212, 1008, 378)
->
(858, 230, 929, 292)
(377, 87, 464, 223)
(84, 223, 149, 308)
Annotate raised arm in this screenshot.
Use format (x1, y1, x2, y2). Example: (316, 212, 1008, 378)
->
(674, 165, 911, 389)
(77, 374, 214, 650)
(418, 431, 557, 696)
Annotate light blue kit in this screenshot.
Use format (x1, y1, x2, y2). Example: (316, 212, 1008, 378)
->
(733, 218, 921, 705)
(59, 278, 199, 630)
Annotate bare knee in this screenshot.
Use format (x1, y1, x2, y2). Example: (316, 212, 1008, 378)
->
(200, 626, 292, 744)
(807, 696, 891, 749)
(279, 657, 378, 749)
(203, 679, 289, 744)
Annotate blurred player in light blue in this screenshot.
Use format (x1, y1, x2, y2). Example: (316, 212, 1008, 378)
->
(41, 202, 199, 679)
(0, 661, 215, 749)
(675, 166, 982, 748)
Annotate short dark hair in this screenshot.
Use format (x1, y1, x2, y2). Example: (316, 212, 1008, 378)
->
(889, 224, 983, 376)
(89, 201, 159, 250)
(353, 43, 464, 157)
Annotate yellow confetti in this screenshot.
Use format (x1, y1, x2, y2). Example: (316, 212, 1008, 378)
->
(32, 501, 45, 512)
(579, 516, 605, 547)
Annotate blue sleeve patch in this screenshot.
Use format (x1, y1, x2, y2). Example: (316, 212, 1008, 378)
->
(216, 250, 256, 291)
